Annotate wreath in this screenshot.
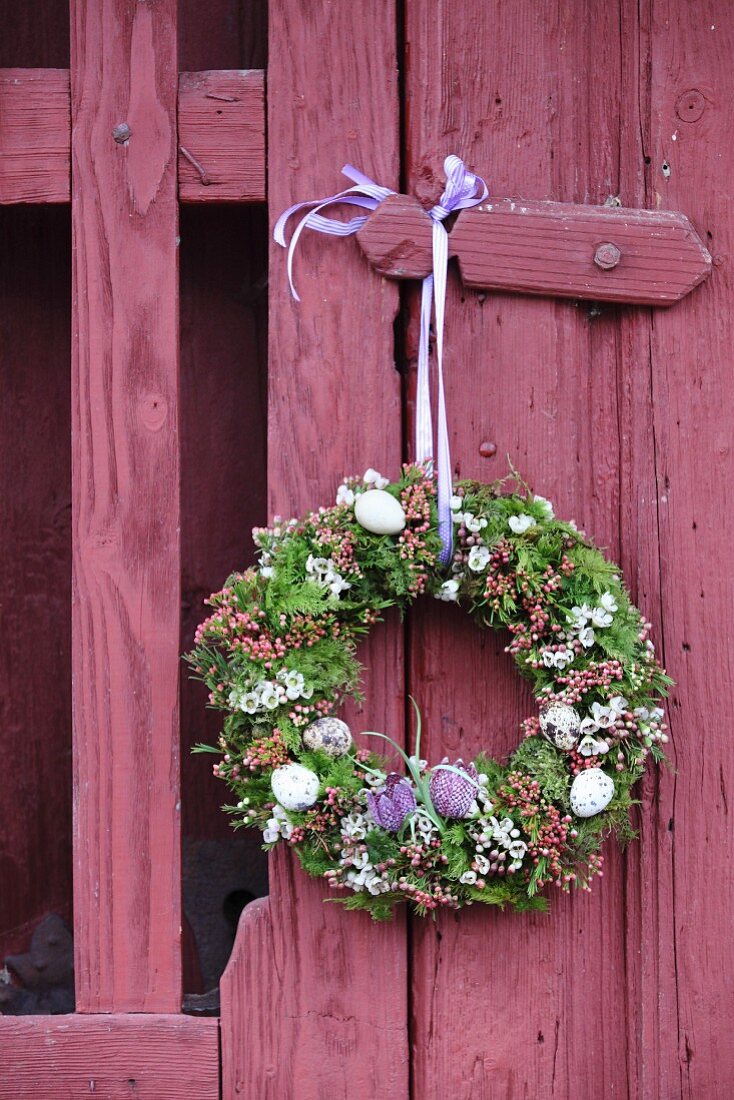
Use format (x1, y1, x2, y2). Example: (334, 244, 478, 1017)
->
(186, 466, 670, 920)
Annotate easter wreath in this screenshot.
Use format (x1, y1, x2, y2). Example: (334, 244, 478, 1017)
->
(186, 465, 670, 919)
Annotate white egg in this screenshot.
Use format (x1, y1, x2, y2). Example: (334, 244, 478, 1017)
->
(303, 717, 353, 757)
(354, 489, 406, 535)
(569, 767, 615, 818)
(271, 763, 320, 811)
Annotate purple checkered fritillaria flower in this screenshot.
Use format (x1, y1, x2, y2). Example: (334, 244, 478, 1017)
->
(429, 759, 479, 819)
(367, 773, 417, 832)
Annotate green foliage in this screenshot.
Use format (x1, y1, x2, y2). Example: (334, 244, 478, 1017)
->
(326, 892, 406, 921)
(510, 740, 574, 807)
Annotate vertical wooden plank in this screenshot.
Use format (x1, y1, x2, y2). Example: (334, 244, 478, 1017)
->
(70, 0, 181, 1012)
(614, 5, 680, 1095)
(220, 1, 407, 1096)
(624, 3, 734, 1096)
(404, 3, 637, 1097)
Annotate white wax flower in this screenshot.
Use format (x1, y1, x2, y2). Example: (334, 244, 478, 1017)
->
(468, 546, 491, 572)
(436, 578, 460, 602)
(508, 514, 536, 534)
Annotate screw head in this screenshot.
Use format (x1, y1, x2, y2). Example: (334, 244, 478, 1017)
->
(594, 242, 621, 270)
(479, 441, 497, 458)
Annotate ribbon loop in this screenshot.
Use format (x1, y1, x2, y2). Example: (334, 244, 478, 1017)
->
(275, 157, 488, 564)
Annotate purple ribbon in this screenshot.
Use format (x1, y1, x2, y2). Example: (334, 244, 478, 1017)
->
(274, 156, 487, 564)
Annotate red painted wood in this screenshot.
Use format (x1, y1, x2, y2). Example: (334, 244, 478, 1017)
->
(216, 1, 408, 1095)
(0, 68, 265, 205)
(0, 1014, 219, 1099)
(452, 200, 710, 302)
(0, 69, 70, 204)
(0, 205, 72, 959)
(219, 898, 272, 1097)
(623, 4, 734, 1095)
(70, 0, 182, 1012)
(356, 193, 433, 277)
(403, 2, 657, 1097)
(178, 70, 265, 203)
(358, 191, 711, 304)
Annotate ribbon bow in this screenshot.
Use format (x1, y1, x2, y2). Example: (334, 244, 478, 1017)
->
(273, 155, 488, 564)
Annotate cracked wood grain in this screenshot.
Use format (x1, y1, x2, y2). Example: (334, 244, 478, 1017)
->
(70, 0, 182, 1012)
(0, 69, 70, 203)
(404, 2, 653, 1096)
(627, 3, 734, 1097)
(218, 2, 407, 1096)
(0, 1015, 218, 1099)
(0, 68, 265, 205)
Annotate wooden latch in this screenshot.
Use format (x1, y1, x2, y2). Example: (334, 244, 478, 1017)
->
(356, 193, 712, 306)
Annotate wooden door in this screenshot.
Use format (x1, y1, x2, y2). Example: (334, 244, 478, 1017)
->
(223, 3, 733, 1098)
(1, 2, 732, 1098)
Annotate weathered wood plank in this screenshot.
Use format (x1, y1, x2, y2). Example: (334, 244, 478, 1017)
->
(70, 0, 182, 1012)
(624, 3, 734, 1096)
(0, 69, 70, 204)
(217, 1, 407, 1096)
(404, 3, 638, 1097)
(178, 70, 265, 202)
(0, 1015, 219, 1099)
(450, 200, 710, 302)
(0, 68, 265, 205)
(219, 897, 272, 1097)
(357, 192, 711, 305)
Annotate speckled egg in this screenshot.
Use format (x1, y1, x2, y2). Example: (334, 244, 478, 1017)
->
(570, 767, 615, 818)
(302, 717, 353, 757)
(354, 489, 406, 535)
(271, 763, 320, 812)
(539, 702, 581, 751)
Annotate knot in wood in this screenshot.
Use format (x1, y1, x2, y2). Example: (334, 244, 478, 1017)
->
(675, 89, 706, 123)
(594, 242, 621, 270)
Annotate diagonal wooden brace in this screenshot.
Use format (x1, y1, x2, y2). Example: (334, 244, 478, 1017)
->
(355, 192, 712, 306)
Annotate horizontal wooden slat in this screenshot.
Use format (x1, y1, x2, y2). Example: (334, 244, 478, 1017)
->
(0, 1015, 219, 1099)
(451, 199, 712, 304)
(356, 192, 712, 305)
(0, 69, 70, 203)
(178, 70, 265, 202)
(0, 69, 265, 205)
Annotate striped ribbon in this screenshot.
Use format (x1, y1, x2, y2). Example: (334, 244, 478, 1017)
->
(273, 156, 487, 564)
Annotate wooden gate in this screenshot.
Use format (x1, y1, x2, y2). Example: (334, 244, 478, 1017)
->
(1, 2, 732, 1097)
